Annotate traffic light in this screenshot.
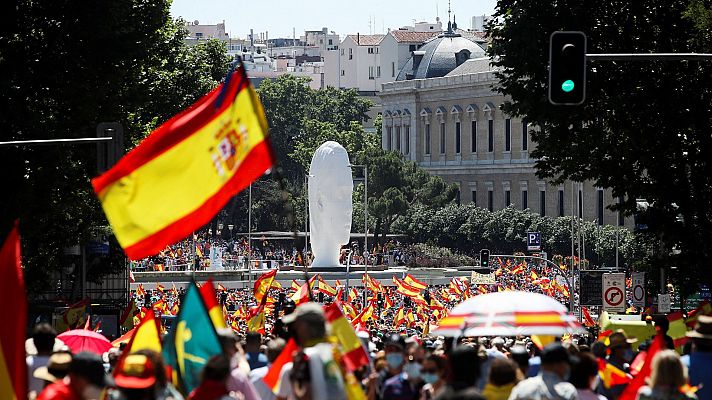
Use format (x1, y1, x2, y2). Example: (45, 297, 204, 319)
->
(548, 31, 587, 105)
(480, 249, 490, 270)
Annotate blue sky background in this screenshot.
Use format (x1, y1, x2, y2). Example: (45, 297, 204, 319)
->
(170, 0, 498, 39)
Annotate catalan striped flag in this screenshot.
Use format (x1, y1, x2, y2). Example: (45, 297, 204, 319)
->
(92, 64, 274, 260)
(0, 223, 27, 400)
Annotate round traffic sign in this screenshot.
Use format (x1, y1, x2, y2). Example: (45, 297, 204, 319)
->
(633, 285, 645, 302)
(605, 287, 624, 306)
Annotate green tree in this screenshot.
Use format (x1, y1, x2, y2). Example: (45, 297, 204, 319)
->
(0, 1, 231, 294)
(487, 0, 712, 287)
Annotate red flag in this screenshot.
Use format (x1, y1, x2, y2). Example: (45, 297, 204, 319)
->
(263, 339, 299, 393)
(619, 334, 664, 400)
(582, 307, 596, 327)
(0, 222, 27, 399)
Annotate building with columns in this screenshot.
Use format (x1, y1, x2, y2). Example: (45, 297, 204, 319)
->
(379, 56, 629, 227)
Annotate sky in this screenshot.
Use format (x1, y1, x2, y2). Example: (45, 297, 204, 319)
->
(170, 0, 498, 39)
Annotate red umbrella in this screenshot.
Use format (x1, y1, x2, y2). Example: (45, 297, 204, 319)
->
(57, 329, 112, 355)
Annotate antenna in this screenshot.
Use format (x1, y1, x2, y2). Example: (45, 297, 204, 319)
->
(448, 0, 451, 25)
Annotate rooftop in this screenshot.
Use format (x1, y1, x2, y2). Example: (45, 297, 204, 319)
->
(346, 34, 385, 46)
(446, 57, 497, 76)
(390, 30, 440, 43)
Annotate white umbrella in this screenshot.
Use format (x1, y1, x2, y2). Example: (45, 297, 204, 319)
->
(434, 291, 585, 337)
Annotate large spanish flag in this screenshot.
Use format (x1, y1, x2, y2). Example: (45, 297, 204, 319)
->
(0, 222, 27, 400)
(92, 65, 274, 260)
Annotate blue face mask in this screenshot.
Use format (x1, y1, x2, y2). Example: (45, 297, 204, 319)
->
(422, 372, 439, 384)
(386, 353, 404, 369)
(404, 362, 422, 379)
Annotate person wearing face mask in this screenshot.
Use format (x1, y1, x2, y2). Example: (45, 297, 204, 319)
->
(570, 352, 607, 400)
(382, 341, 423, 400)
(597, 331, 636, 400)
(369, 334, 406, 400)
(508, 343, 577, 400)
(419, 354, 447, 400)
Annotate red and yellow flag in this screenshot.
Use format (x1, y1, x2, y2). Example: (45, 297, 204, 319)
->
(263, 339, 299, 394)
(404, 274, 427, 290)
(393, 276, 421, 298)
(92, 66, 274, 260)
(0, 223, 27, 400)
(123, 308, 162, 354)
(291, 281, 311, 305)
(324, 303, 369, 372)
(253, 269, 278, 303)
(200, 279, 227, 329)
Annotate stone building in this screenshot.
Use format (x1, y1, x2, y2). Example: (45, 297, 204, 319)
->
(379, 53, 629, 227)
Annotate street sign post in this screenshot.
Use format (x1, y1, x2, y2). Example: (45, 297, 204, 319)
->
(603, 273, 626, 313)
(631, 272, 646, 308)
(580, 270, 605, 306)
(527, 232, 541, 251)
(658, 294, 671, 313)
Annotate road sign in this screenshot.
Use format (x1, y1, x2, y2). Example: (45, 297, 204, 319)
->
(658, 294, 671, 313)
(580, 270, 605, 306)
(471, 271, 496, 285)
(527, 232, 541, 251)
(603, 273, 626, 312)
(631, 272, 645, 307)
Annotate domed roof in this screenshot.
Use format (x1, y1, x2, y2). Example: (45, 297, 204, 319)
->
(396, 32, 486, 81)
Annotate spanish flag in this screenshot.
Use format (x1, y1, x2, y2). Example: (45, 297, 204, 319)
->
(123, 308, 162, 354)
(199, 279, 227, 329)
(325, 303, 369, 372)
(0, 223, 27, 400)
(92, 65, 274, 260)
(404, 274, 427, 290)
(253, 269, 278, 303)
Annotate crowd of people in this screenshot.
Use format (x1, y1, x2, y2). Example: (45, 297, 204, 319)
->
(25, 300, 712, 400)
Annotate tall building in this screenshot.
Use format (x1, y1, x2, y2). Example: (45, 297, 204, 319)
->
(379, 56, 630, 227)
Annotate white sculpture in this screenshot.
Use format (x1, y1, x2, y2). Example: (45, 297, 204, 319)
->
(308, 141, 353, 268)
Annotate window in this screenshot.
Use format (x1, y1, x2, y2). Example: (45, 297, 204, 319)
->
(368, 47, 374, 54)
(456, 190, 461, 205)
(368, 66, 374, 79)
(320, 39, 323, 44)
(392, 62, 396, 77)
(505, 118, 511, 152)
(386, 126, 392, 150)
(376, 66, 381, 77)
(558, 189, 565, 217)
(597, 189, 604, 225)
(471, 120, 477, 152)
(395, 126, 401, 151)
(488, 119, 494, 152)
(440, 122, 446, 154)
(424, 124, 431, 155)
(505, 190, 511, 207)
(618, 197, 625, 226)
(341, 49, 344, 56)
(328, 39, 333, 45)
(404, 126, 410, 154)
(488, 190, 494, 211)
(471, 190, 477, 206)
(409, 44, 417, 52)
(195, 32, 203, 38)
(349, 48, 353, 60)
(455, 122, 461, 154)
(540, 190, 546, 216)
(578, 190, 583, 218)
(340, 70, 345, 76)
(522, 190, 528, 210)
(522, 119, 528, 151)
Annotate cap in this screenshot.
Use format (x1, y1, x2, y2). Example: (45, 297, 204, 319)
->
(687, 315, 712, 340)
(608, 330, 637, 349)
(114, 354, 157, 389)
(541, 343, 572, 365)
(69, 352, 114, 387)
(282, 302, 325, 325)
(33, 352, 72, 383)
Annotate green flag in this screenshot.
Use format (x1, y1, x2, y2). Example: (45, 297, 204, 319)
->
(164, 282, 222, 393)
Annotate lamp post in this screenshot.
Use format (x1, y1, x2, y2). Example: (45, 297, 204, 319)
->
(247, 182, 253, 288)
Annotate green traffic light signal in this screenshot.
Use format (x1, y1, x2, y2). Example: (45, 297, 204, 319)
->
(561, 80, 575, 92)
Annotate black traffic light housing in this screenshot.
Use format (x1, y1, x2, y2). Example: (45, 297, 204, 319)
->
(548, 31, 587, 105)
(480, 249, 490, 270)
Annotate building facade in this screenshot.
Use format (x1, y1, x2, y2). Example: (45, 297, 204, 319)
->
(379, 62, 629, 227)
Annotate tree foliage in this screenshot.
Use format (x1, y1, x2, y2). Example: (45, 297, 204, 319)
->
(487, 0, 712, 287)
(0, 0, 231, 293)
